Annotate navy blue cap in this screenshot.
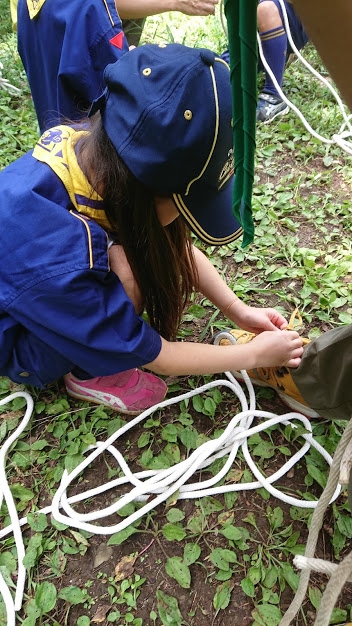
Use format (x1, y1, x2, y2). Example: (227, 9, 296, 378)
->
(92, 43, 243, 245)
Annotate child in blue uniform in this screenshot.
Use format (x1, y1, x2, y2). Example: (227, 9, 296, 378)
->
(0, 44, 304, 415)
(16, 0, 218, 133)
(17, 0, 129, 133)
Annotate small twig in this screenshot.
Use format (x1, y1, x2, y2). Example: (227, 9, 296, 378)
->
(137, 537, 155, 558)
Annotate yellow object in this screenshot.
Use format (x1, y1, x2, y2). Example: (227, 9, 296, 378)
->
(214, 312, 318, 417)
(286, 308, 310, 345)
(26, 0, 46, 20)
(33, 126, 110, 231)
(10, 0, 18, 30)
(219, 308, 311, 347)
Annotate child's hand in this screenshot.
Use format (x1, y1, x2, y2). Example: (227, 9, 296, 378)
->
(178, 0, 219, 16)
(231, 304, 288, 334)
(250, 330, 303, 368)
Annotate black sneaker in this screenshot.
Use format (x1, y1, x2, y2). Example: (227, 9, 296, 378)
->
(257, 92, 289, 123)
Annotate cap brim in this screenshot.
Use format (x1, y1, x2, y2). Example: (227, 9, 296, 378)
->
(172, 174, 243, 246)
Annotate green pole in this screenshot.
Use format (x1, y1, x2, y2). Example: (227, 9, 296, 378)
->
(224, 0, 258, 247)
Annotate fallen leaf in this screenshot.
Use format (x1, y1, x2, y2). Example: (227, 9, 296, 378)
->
(93, 543, 113, 568)
(114, 554, 137, 581)
(225, 469, 244, 483)
(91, 604, 111, 623)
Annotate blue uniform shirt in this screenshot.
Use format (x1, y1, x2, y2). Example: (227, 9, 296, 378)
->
(0, 145, 162, 388)
(17, 0, 129, 133)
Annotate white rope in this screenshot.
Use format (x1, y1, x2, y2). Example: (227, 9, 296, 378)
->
(0, 62, 21, 95)
(0, 371, 341, 623)
(293, 555, 352, 583)
(0, 392, 33, 626)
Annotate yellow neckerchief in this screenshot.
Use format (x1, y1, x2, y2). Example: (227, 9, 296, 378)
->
(26, 0, 46, 19)
(33, 125, 111, 231)
(26, 0, 117, 26)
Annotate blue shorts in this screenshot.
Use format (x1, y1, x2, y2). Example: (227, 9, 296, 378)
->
(260, 0, 309, 53)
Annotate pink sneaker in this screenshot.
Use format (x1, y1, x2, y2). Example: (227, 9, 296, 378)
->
(64, 369, 167, 415)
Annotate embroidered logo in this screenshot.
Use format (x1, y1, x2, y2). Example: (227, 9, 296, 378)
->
(39, 128, 64, 147)
(218, 148, 234, 189)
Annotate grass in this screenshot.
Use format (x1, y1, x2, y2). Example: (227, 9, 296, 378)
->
(1, 1, 352, 625)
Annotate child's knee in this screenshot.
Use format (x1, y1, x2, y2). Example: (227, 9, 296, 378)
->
(257, 0, 282, 31)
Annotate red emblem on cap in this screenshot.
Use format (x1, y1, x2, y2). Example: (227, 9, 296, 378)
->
(110, 32, 124, 49)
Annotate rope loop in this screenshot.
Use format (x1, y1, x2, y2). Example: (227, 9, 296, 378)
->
(0, 373, 341, 623)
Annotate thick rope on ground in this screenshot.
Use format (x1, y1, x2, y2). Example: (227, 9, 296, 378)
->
(280, 418, 352, 626)
(0, 391, 33, 624)
(313, 549, 352, 626)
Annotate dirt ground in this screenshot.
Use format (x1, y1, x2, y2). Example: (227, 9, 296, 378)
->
(20, 377, 352, 626)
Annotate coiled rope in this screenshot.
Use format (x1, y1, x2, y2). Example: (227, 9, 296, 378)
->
(0, 372, 341, 625)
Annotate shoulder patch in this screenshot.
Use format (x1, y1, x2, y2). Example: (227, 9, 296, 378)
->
(110, 32, 125, 49)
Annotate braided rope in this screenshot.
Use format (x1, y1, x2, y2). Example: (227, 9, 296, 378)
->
(313, 549, 352, 626)
(280, 419, 352, 626)
(293, 555, 352, 582)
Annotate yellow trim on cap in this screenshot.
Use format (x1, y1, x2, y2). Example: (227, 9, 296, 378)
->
(173, 58, 242, 246)
(173, 193, 243, 246)
(185, 65, 219, 197)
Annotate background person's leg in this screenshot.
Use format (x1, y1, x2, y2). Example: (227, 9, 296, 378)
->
(122, 18, 146, 47)
(257, 0, 308, 123)
(257, 0, 289, 122)
(258, 0, 287, 99)
(292, 325, 352, 420)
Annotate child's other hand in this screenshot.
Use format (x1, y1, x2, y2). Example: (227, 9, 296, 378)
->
(250, 330, 303, 368)
(233, 304, 289, 334)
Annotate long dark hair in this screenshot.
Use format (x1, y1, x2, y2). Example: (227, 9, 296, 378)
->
(76, 114, 197, 341)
